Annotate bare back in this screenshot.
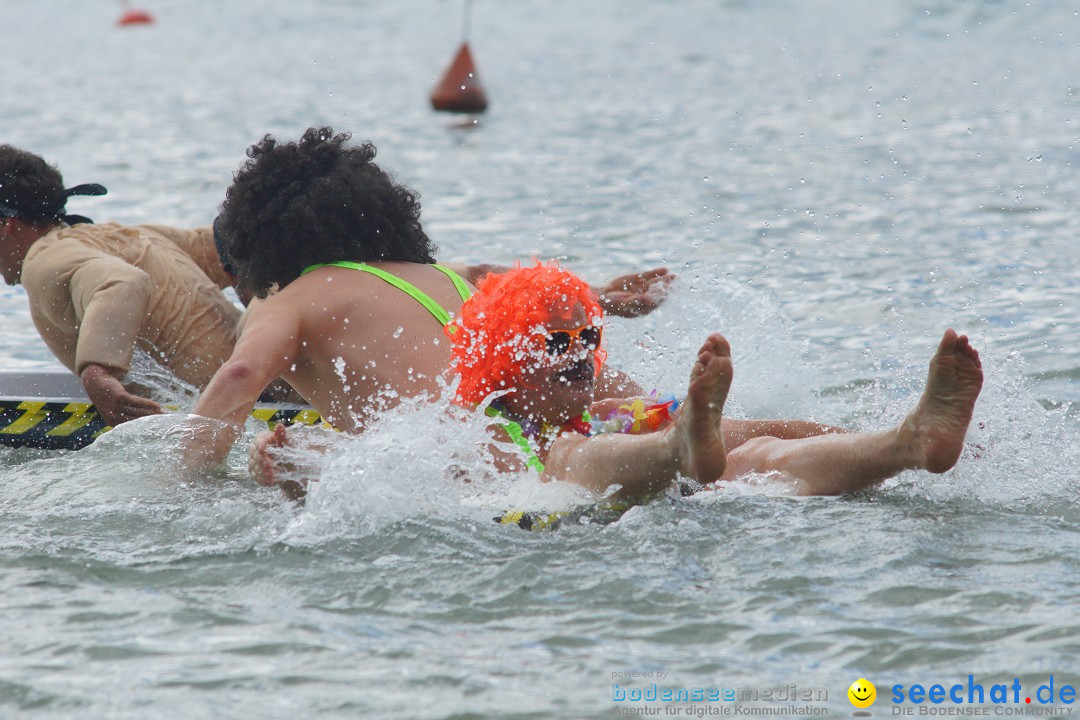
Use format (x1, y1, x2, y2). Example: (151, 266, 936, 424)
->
(256, 261, 472, 432)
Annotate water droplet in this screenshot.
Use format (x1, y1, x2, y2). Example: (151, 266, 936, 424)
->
(393, 327, 404, 338)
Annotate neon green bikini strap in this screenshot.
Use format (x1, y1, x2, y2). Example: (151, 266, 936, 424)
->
(301, 261, 471, 326)
(485, 407, 545, 474)
(432, 264, 473, 302)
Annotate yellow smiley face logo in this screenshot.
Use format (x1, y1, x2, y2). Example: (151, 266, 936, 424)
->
(848, 678, 876, 708)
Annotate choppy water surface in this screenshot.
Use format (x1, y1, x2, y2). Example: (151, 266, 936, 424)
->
(2, 1, 1079, 717)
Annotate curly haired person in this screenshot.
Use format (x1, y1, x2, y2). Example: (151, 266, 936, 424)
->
(185, 128, 661, 467)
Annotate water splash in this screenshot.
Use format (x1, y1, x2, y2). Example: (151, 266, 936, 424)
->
(125, 347, 201, 412)
(604, 265, 822, 421)
(284, 387, 592, 543)
(332, 355, 351, 393)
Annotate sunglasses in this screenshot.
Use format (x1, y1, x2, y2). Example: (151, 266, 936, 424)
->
(545, 325, 603, 356)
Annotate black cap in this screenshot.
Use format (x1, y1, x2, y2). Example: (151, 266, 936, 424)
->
(0, 182, 107, 225)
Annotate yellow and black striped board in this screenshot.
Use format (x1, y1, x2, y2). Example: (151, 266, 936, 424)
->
(0, 399, 326, 451)
(0, 372, 328, 451)
(0, 399, 108, 450)
(0, 398, 327, 451)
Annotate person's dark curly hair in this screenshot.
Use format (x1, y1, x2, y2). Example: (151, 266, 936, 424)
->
(217, 127, 438, 298)
(0, 145, 67, 225)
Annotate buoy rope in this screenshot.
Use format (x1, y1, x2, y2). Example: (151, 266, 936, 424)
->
(462, 0, 474, 42)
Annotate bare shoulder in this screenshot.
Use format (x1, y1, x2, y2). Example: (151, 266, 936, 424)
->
(244, 290, 294, 320)
(237, 291, 303, 340)
(275, 268, 390, 323)
(273, 271, 349, 303)
(230, 300, 303, 373)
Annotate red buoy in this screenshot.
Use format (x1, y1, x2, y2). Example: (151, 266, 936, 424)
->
(117, 9, 154, 26)
(431, 42, 488, 114)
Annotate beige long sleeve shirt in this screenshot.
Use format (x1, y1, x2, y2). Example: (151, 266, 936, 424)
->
(21, 223, 241, 389)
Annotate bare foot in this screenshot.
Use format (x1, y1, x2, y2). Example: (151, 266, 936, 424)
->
(675, 333, 733, 483)
(902, 329, 984, 473)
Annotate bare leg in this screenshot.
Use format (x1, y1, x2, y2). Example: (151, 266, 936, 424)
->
(543, 334, 732, 498)
(720, 418, 847, 451)
(722, 329, 983, 495)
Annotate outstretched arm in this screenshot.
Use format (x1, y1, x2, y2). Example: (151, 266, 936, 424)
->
(180, 303, 301, 470)
(68, 254, 162, 425)
(594, 267, 673, 317)
(441, 262, 674, 317)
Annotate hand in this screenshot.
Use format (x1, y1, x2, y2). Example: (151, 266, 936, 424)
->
(249, 425, 289, 487)
(80, 364, 164, 426)
(596, 267, 674, 317)
(249, 424, 309, 500)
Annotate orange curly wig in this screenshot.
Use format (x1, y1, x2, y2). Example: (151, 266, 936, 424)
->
(446, 261, 607, 406)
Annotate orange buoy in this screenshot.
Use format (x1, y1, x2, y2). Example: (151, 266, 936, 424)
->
(117, 9, 154, 26)
(431, 42, 488, 114)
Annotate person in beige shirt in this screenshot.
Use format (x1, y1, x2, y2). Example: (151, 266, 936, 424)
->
(22, 223, 243, 405)
(1, 144, 242, 425)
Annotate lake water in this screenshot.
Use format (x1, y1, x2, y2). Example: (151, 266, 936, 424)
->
(2, 1, 1079, 718)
